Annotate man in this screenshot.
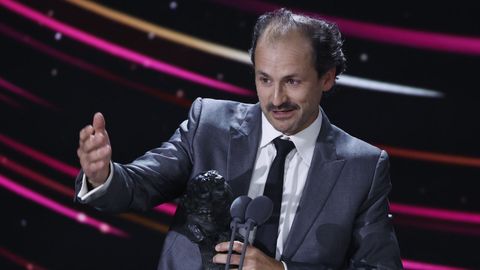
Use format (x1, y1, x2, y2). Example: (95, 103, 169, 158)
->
(76, 8, 402, 270)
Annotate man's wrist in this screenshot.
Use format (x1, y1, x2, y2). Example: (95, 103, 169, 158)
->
(86, 164, 111, 190)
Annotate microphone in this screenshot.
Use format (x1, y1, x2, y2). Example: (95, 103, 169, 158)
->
(230, 196, 253, 225)
(238, 196, 273, 270)
(225, 196, 252, 270)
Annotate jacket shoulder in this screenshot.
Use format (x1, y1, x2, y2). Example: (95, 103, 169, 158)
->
(330, 124, 384, 161)
(192, 98, 255, 129)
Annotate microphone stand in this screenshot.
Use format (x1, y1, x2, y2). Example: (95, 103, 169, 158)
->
(225, 196, 252, 270)
(238, 221, 255, 270)
(225, 195, 271, 270)
(224, 221, 238, 270)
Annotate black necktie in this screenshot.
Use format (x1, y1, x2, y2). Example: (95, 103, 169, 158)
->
(254, 137, 295, 258)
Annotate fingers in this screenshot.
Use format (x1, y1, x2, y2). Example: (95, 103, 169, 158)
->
(79, 125, 94, 145)
(78, 113, 110, 153)
(92, 112, 106, 133)
(213, 253, 241, 266)
(82, 132, 109, 153)
(216, 241, 243, 253)
(77, 112, 112, 184)
(78, 144, 111, 164)
(213, 241, 276, 270)
(213, 241, 245, 265)
(78, 145, 111, 178)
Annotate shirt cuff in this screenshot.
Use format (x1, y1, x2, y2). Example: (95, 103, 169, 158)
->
(77, 162, 114, 201)
(281, 261, 288, 270)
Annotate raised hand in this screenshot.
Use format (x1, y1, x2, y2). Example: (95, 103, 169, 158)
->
(77, 112, 112, 187)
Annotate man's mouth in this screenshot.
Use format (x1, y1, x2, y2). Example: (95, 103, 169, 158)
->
(271, 109, 295, 119)
(267, 102, 299, 120)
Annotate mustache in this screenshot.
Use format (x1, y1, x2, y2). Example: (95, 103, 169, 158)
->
(266, 102, 300, 112)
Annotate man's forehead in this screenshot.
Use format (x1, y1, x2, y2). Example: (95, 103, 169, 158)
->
(255, 28, 313, 59)
(254, 33, 315, 74)
(259, 25, 309, 46)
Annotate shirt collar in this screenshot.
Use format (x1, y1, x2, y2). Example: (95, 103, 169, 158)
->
(260, 108, 322, 166)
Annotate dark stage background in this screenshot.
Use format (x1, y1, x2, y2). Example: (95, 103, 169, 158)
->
(1, 0, 479, 269)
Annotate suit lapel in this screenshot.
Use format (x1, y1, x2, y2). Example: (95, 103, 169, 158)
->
(282, 109, 346, 258)
(227, 104, 262, 198)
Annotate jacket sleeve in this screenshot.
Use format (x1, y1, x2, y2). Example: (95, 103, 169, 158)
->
(73, 97, 204, 213)
(347, 150, 403, 269)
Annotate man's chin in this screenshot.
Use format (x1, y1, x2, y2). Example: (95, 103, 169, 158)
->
(271, 122, 295, 135)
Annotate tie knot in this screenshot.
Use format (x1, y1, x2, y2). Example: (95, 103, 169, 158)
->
(273, 137, 295, 157)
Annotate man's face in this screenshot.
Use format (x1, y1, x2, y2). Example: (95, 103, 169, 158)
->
(254, 31, 335, 135)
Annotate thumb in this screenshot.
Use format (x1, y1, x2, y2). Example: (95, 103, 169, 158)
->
(92, 112, 106, 133)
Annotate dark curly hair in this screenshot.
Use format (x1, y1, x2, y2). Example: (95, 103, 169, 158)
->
(249, 8, 347, 78)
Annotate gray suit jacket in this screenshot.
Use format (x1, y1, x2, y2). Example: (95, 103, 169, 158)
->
(76, 98, 402, 269)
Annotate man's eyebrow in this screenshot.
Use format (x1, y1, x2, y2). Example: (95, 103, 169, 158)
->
(255, 71, 300, 78)
(256, 70, 270, 77)
(284, 73, 300, 79)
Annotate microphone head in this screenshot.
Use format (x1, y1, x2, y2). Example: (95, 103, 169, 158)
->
(230, 195, 252, 223)
(245, 196, 273, 226)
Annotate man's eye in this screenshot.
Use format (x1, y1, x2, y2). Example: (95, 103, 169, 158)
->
(287, 79, 300, 85)
(259, 77, 270, 84)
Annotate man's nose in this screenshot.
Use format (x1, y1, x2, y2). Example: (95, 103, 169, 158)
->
(272, 84, 287, 106)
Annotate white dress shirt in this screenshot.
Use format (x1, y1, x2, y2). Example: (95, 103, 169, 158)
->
(248, 111, 322, 261)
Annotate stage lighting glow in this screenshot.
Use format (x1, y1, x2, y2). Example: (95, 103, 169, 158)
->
(391, 203, 480, 225)
(0, 247, 47, 270)
(0, 173, 129, 237)
(0, 154, 171, 234)
(0, 133, 79, 177)
(0, 154, 74, 197)
(379, 144, 480, 168)
(339, 75, 443, 97)
(0, 0, 254, 97)
(64, 0, 444, 98)
(0, 77, 57, 109)
(0, 23, 191, 108)
(154, 202, 177, 216)
(210, 0, 480, 56)
(403, 259, 469, 270)
(0, 91, 24, 109)
(0, 133, 178, 217)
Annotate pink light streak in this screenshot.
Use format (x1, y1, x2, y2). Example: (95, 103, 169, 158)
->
(2, 132, 480, 226)
(403, 259, 470, 270)
(154, 202, 177, 216)
(394, 216, 480, 237)
(0, 173, 129, 237)
(0, 246, 47, 270)
(0, 91, 24, 109)
(0, 133, 79, 178)
(0, 154, 74, 197)
(0, 164, 469, 270)
(0, 22, 191, 108)
(0, 0, 255, 97)
(391, 203, 480, 225)
(0, 165, 470, 270)
(0, 133, 176, 215)
(0, 76, 57, 110)
(157, 201, 480, 228)
(0, 175, 468, 270)
(210, 0, 480, 56)
(379, 144, 480, 169)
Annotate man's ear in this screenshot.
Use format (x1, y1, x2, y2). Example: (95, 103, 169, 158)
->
(320, 67, 337, 92)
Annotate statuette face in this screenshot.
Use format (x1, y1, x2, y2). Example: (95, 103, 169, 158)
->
(180, 170, 234, 269)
